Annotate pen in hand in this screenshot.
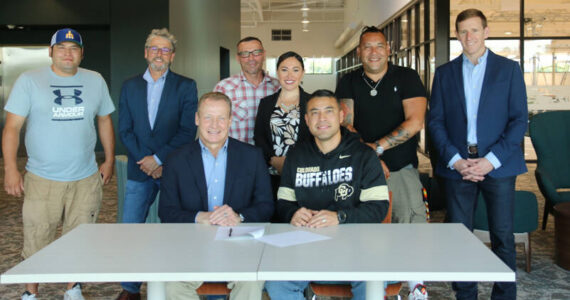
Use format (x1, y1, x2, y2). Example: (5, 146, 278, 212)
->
(229, 228, 233, 237)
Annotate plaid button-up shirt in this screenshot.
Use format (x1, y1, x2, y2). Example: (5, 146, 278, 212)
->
(214, 72, 279, 144)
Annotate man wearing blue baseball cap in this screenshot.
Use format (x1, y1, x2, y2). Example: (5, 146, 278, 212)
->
(3, 28, 116, 300)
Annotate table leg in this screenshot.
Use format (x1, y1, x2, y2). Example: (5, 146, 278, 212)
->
(366, 280, 385, 300)
(147, 281, 166, 300)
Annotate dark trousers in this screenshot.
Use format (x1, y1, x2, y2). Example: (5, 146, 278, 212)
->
(445, 176, 517, 300)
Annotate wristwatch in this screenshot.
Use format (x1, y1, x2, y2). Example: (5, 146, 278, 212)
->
(375, 141, 384, 156)
(337, 210, 347, 224)
(239, 213, 245, 222)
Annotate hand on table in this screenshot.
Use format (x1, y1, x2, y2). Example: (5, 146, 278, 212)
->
(306, 210, 339, 228)
(290, 207, 317, 227)
(210, 205, 241, 226)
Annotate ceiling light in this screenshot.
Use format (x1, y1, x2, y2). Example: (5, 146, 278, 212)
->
(302, 19, 310, 24)
(505, 31, 512, 35)
(301, 3, 310, 11)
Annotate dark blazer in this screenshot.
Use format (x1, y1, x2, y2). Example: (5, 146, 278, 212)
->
(119, 70, 198, 181)
(254, 87, 312, 163)
(158, 138, 274, 223)
(428, 50, 528, 179)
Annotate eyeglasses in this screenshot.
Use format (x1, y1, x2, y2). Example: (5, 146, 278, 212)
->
(238, 49, 264, 58)
(147, 46, 173, 54)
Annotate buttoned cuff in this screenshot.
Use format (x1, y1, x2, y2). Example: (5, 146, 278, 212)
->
(153, 154, 162, 166)
(448, 153, 461, 170)
(485, 152, 502, 169)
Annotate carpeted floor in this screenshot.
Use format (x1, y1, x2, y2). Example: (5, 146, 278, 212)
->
(0, 156, 569, 299)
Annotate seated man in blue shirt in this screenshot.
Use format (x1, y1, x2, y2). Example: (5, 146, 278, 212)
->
(158, 92, 274, 300)
(264, 90, 389, 300)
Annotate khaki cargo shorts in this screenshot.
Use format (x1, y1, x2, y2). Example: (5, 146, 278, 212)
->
(22, 171, 103, 259)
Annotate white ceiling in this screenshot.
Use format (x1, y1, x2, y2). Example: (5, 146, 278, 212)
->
(241, 0, 345, 28)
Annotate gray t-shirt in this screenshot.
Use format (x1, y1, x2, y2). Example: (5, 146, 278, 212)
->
(5, 67, 115, 181)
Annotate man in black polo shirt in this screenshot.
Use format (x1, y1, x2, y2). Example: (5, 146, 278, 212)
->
(335, 26, 428, 300)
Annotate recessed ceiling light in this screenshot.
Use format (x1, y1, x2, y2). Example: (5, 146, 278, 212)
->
(505, 31, 512, 35)
(302, 19, 310, 24)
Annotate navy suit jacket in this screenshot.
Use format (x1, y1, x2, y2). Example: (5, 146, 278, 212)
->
(119, 70, 197, 181)
(428, 50, 528, 179)
(158, 138, 274, 223)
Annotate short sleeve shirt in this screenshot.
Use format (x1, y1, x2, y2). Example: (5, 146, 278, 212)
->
(213, 72, 279, 145)
(5, 67, 115, 181)
(335, 63, 426, 171)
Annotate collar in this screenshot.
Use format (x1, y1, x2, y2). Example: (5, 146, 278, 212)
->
(361, 62, 392, 84)
(143, 68, 169, 83)
(462, 48, 489, 66)
(199, 138, 229, 156)
(238, 70, 271, 83)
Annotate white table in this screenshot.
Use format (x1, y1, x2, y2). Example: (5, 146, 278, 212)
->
(0, 223, 267, 300)
(1, 223, 514, 300)
(258, 223, 515, 299)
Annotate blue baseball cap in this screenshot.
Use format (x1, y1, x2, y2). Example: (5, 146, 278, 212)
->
(50, 28, 83, 48)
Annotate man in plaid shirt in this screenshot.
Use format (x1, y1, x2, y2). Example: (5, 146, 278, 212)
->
(214, 36, 279, 145)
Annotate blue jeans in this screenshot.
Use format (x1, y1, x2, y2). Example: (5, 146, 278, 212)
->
(121, 178, 160, 293)
(446, 176, 516, 300)
(265, 281, 365, 300)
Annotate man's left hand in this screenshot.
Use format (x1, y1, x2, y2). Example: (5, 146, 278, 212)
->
(137, 155, 160, 175)
(307, 210, 339, 228)
(461, 158, 494, 182)
(99, 160, 114, 184)
(210, 205, 240, 226)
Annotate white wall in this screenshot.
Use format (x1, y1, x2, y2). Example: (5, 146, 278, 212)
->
(242, 22, 344, 58)
(169, 0, 241, 96)
(302, 74, 337, 93)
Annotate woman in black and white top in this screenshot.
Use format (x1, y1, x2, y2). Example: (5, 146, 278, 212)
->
(254, 51, 312, 205)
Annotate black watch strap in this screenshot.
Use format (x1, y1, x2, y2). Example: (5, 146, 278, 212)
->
(337, 210, 347, 224)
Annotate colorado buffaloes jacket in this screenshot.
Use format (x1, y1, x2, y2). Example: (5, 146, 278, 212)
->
(276, 128, 389, 223)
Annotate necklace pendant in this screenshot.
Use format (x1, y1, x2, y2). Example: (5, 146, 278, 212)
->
(370, 89, 378, 97)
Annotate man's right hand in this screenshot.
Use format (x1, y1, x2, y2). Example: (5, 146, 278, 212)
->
(4, 168, 24, 197)
(195, 211, 213, 225)
(290, 207, 316, 227)
(453, 159, 484, 182)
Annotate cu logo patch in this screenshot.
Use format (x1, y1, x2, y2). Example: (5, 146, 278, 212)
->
(53, 89, 83, 105)
(334, 183, 354, 201)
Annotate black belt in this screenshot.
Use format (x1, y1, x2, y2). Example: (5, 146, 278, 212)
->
(468, 144, 478, 158)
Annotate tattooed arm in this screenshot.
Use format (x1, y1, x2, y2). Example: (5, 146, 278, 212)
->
(370, 96, 427, 151)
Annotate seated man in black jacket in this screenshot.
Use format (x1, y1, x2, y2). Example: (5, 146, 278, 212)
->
(264, 90, 389, 300)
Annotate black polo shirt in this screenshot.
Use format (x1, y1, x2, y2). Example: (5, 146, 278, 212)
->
(335, 63, 426, 172)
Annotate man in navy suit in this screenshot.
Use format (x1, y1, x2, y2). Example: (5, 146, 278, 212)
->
(117, 28, 197, 300)
(159, 92, 274, 300)
(428, 9, 527, 300)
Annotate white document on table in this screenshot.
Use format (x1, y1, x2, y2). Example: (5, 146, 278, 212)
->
(215, 226, 265, 240)
(257, 230, 331, 247)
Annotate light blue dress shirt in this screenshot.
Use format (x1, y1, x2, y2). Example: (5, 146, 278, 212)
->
(448, 49, 501, 170)
(200, 139, 228, 212)
(143, 68, 169, 165)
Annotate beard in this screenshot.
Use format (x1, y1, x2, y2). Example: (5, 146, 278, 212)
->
(148, 57, 169, 72)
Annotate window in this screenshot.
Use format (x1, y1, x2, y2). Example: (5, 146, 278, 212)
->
(303, 57, 333, 74)
(271, 29, 291, 41)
